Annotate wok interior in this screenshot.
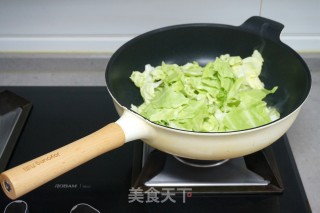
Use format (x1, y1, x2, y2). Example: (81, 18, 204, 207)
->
(106, 24, 311, 124)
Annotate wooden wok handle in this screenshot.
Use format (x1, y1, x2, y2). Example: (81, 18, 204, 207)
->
(0, 123, 125, 200)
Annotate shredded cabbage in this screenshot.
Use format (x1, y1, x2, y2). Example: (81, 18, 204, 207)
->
(130, 50, 280, 132)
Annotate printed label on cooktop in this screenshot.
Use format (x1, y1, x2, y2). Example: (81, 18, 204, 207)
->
(54, 183, 92, 190)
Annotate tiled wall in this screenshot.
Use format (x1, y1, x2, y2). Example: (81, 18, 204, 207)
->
(0, 0, 319, 52)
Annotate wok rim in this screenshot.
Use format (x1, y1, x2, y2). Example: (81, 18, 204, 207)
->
(107, 86, 306, 136)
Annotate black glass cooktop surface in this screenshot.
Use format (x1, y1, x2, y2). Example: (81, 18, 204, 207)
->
(0, 87, 311, 213)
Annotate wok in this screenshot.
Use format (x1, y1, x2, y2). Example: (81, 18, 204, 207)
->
(0, 16, 311, 200)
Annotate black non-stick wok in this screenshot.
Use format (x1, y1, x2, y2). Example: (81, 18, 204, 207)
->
(0, 16, 311, 200)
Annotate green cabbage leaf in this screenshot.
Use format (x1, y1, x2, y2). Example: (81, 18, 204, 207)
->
(130, 50, 280, 132)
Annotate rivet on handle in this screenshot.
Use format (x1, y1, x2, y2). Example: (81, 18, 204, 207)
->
(3, 180, 11, 192)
